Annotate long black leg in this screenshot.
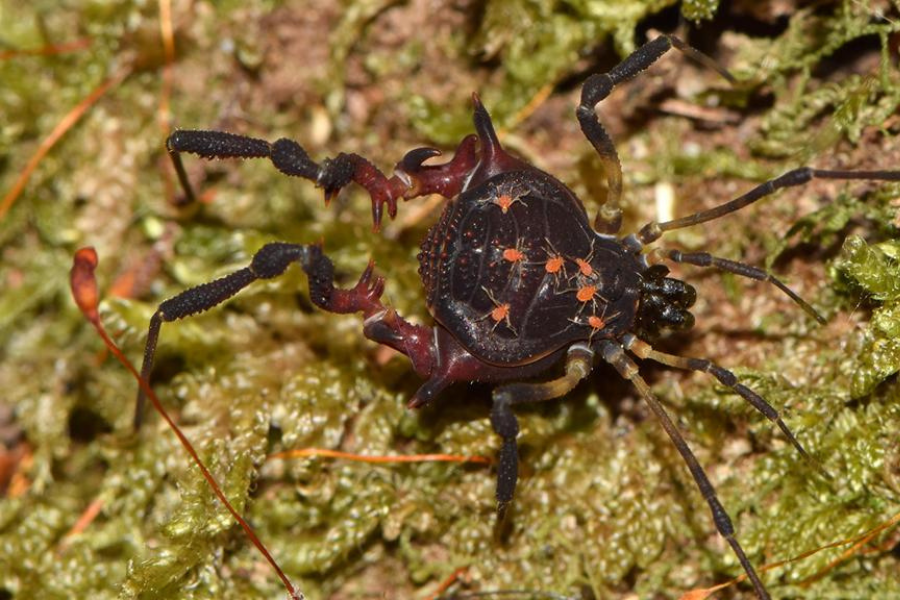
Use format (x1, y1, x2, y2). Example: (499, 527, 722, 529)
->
(167, 129, 481, 230)
(622, 333, 811, 463)
(167, 130, 411, 229)
(578, 35, 734, 234)
(638, 167, 900, 244)
(598, 340, 771, 600)
(657, 247, 826, 323)
(490, 344, 594, 518)
(135, 243, 392, 428)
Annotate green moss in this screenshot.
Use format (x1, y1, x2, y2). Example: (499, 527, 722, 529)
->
(1, 1, 899, 599)
(413, 0, 712, 143)
(680, 0, 718, 22)
(836, 236, 900, 397)
(731, 9, 900, 159)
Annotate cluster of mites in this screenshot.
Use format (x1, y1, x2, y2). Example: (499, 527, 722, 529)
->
(479, 191, 617, 338)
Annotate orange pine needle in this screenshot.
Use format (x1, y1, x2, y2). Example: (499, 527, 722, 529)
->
(799, 509, 900, 586)
(425, 566, 469, 600)
(58, 495, 105, 552)
(678, 509, 900, 598)
(678, 580, 734, 600)
(69, 247, 303, 600)
(2, 443, 33, 498)
(269, 447, 490, 465)
(508, 83, 553, 129)
(0, 68, 129, 220)
(0, 38, 91, 60)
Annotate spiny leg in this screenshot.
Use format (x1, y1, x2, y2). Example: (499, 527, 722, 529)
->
(490, 344, 594, 519)
(135, 242, 393, 428)
(168, 130, 403, 227)
(577, 35, 733, 234)
(598, 340, 771, 600)
(638, 167, 900, 244)
(656, 247, 825, 323)
(167, 129, 479, 229)
(621, 334, 810, 462)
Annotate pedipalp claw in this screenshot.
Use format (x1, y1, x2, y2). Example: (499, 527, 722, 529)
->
(399, 147, 442, 173)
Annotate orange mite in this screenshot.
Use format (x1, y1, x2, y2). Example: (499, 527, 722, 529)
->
(486, 188, 526, 214)
(587, 315, 605, 330)
(574, 257, 593, 278)
(490, 303, 511, 323)
(545, 254, 565, 275)
(503, 246, 526, 263)
(480, 287, 516, 334)
(576, 284, 598, 303)
(496, 194, 515, 213)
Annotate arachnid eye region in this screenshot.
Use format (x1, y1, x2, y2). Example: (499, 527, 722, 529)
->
(114, 34, 900, 600)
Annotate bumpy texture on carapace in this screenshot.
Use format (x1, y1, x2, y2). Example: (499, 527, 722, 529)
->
(419, 168, 643, 366)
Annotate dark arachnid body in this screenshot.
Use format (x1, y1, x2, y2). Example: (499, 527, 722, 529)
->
(421, 170, 643, 364)
(137, 35, 900, 599)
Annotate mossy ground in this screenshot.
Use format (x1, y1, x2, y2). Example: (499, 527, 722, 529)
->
(1, 1, 899, 599)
